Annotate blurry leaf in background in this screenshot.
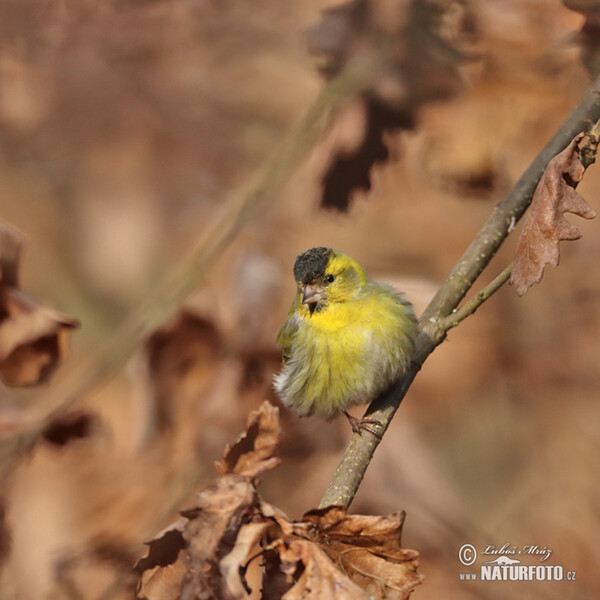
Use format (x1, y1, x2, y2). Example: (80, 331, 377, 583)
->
(145, 310, 223, 435)
(0, 500, 9, 568)
(308, 0, 476, 210)
(564, 0, 600, 76)
(41, 410, 95, 447)
(510, 131, 598, 296)
(0, 220, 79, 386)
(136, 402, 422, 599)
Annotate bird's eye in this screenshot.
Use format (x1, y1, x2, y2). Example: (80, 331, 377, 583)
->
(325, 274, 335, 283)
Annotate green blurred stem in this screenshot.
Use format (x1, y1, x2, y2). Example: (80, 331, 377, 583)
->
(319, 72, 600, 509)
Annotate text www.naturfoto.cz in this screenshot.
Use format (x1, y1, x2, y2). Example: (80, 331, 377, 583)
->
(460, 565, 572, 581)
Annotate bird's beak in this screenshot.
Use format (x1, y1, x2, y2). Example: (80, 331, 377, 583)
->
(302, 284, 323, 305)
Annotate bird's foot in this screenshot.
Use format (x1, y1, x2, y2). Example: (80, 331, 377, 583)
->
(343, 411, 382, 439)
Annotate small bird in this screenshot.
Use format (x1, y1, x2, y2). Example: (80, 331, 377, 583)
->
(274, 246, 417, 435)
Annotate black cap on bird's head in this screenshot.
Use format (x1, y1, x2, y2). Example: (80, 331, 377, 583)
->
(293, 246, 332, 284)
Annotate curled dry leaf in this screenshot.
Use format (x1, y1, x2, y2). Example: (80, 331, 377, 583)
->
(0, 221, 79, 386)
(135, 518, 188, 600)
(215, 400, 281, 478)
(182, 476, 259, 600)
(136, 473, 264, 599)
(136, 402, 422, 600)
(510, 131, 598, 296)
(264, 539, 370, 600)
(137, 401, 282, 600)
(298, 507, 423, 599)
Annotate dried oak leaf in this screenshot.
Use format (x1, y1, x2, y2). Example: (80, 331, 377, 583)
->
(264, 539, 370, 600)
(136, 476, 261, 600)
(137, 403, 282, 600)
(510, 132, 597, 296)
(182, 476, 261, 600)
(0, 221, 79, 386)
(308, 0, 476, 210)
(136, 404, 422, 600)
(296, 506, 423, 600)
(215, 400, 281, 478)
(135, 518, 188, 600)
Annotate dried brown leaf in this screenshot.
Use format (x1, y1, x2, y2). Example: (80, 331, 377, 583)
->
(137, 556, 188, 600)
(298, 507, 423, 600)
(215, 400, 281, 478)
(135, 519, 188, 599)
(266, 539, 370, 600)
(136, 406, 283, 599)
(0, 221, 79, 386)
(220, 521, 270, 597)
(308, 0, 476, 210)
(136, 407, 422, 600)
(182, 476, 258, 599)
(136, 476, 260, 600)
(135, 518, 187, 575)
(510, 132, 597, 296)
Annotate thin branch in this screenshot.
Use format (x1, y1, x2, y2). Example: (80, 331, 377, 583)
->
(440, 263, 513, 331)
(319, 72, 600, 509)
(0, 49, 388, 480)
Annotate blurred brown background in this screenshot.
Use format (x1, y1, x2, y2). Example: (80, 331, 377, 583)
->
(1, 0, 599, 598)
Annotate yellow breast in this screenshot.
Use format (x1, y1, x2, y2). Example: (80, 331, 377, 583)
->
(274, 285, 416, 420)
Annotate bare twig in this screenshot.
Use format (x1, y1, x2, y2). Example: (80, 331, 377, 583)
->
(440, 264, 513, 331)
(319, 72, 600, 509)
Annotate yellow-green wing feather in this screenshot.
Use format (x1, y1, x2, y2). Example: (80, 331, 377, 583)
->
(276, 298, 299, 363)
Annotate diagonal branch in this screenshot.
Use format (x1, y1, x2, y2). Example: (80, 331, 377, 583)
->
(319, 72, 600, 509)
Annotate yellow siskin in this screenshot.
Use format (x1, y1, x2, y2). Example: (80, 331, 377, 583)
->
(274, 246, 417, 434)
